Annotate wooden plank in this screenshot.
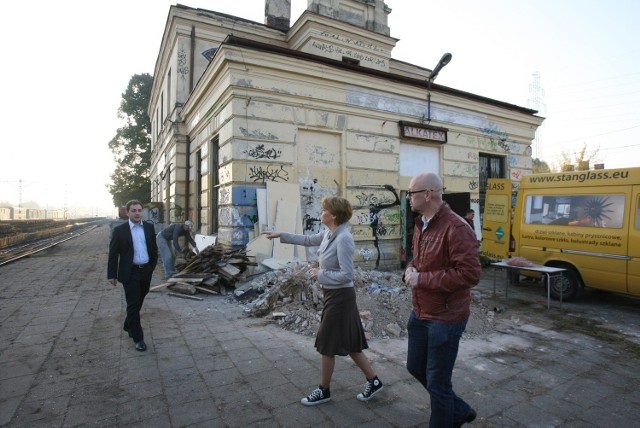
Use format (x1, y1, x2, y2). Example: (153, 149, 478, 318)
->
(195, 286, 219, 295)
(168, 292, 203, 301)
(167, 277, 204, 284)
(172, 272, 212, 279)
(246, 234, 274, 261)
(150, 282, 172, 291)
(261, 258, 295, 269)
(266, 182, 301, 228)
(257, 188, 267, 233)
(272, 199, 296, 260)
(218, 263, 241, 276)
(169, 282, 197, 295)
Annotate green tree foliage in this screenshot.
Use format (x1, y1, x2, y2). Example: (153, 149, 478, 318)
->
(532, 158, 551, 173)
(107, 73, 153, 207)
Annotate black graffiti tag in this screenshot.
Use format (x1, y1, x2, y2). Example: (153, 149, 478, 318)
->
(248, 165, 289, 183)
(245, 144, 282, 160)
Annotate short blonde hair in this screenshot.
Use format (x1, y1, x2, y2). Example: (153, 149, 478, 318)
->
(322, 196, 352, 225)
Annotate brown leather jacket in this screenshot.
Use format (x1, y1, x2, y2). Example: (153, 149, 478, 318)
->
(407, 202, 481, 323)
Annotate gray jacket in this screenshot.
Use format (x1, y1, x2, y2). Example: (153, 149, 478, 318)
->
(279, 224, 354, 289)
(158, 223, 197, 253)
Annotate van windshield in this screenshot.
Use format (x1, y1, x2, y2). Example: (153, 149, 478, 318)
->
(524, 194, 624, 228)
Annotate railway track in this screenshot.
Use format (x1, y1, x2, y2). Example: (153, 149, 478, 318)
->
(0, 220, 111, 266)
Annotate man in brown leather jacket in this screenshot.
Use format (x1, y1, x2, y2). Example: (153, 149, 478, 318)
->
(404, 172, 481, 427)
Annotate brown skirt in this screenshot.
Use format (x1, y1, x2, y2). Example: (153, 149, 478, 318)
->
(314, 286, 368, 356)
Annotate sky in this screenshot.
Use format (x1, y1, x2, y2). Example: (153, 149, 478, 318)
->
(1, 0, 638, 216)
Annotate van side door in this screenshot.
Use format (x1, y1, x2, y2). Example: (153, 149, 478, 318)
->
(481, 178, 512, 261)
(628, 185, 640, 295)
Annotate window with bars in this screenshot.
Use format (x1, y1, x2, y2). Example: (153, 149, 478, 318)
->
(479, 153, 506, 213)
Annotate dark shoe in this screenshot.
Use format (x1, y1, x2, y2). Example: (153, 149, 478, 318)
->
(357, 376, 384, 401)
(135, 341, 147, 352)
(454, 408, 477, 427)
(301, 386, 330, 406)
(123, 325, 133, 338)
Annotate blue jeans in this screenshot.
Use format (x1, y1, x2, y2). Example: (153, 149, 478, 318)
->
(407, 311, 472, 427)
(156, 233, 175, 279)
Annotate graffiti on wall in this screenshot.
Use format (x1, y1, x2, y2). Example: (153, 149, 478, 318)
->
(354, 185, 401, 269)
(243, 144, 282, 160)
(510, 169, 524, 181)
(310, 41, 387, 67)
(480, 122, 509, 145)
(219, 187, 231, 205)
(177, 46, 189, 80)
(149, 207, 161, 223)
(358, 247, 374, 262)
(320, 31, 384, 53)
(298, 175, 338, 235)
(239, 127, 277, 140)
(248, 164, 289, 183)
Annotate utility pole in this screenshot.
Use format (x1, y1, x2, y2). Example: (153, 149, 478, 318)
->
(528, 71, 546, 159)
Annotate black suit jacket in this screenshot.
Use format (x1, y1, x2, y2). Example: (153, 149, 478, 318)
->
(108, 220, 159, 284)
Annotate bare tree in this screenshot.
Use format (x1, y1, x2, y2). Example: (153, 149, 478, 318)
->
(555, 142, 601, 171)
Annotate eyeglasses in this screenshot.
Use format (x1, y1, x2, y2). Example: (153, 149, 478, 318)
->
(406, 187, 446, 197)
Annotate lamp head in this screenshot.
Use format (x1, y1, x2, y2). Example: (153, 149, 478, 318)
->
(430, 52, 452, 82)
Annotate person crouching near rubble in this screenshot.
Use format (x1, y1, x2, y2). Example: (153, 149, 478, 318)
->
(263, 196, 383, 406)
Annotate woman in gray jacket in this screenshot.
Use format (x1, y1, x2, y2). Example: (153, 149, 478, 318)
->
(264, 196, 383, 406)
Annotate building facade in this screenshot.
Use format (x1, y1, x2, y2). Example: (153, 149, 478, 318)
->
(148, 0, 543, 269)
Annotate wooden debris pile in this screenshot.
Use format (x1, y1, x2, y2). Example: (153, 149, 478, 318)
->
(151, 243, 256, 299)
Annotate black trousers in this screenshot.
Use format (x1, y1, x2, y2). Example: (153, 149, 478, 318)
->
(122, 266, 152, 342)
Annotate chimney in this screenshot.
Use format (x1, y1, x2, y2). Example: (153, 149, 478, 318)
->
(265, 0, 291, 31)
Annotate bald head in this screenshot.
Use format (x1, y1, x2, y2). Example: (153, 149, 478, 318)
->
(408, 172, 445, 217)
(413, 173, 444, 200)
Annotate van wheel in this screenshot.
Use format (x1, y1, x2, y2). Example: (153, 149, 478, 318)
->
(549, 268, 580, 301)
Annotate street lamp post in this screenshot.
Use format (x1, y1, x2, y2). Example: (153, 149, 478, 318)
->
(427, 53, 452, 122)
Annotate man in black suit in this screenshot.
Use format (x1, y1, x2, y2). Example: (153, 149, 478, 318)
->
(108, 200, 158, 352)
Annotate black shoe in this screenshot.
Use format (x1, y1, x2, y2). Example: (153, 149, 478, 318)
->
(301, 386, 331, 406)
(454, 408, 477, 427)
(135, 341, 147, 352)
(357, 376, 384, 401)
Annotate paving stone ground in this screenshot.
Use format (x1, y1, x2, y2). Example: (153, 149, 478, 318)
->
(1, 224, 639, 427)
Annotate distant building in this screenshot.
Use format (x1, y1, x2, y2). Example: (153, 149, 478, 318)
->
(0, 207, 12, 221)
(148, 0, 543, 268)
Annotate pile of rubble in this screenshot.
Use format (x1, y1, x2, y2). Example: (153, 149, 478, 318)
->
(157, 243, 497, 341)
(233, 264, 496, 340)
(233, 264, 409, 339)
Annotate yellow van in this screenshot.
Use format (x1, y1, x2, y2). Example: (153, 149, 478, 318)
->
(482, 168, 640, 300)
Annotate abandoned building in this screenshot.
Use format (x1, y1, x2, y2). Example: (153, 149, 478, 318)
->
(148, 0, 543, 269)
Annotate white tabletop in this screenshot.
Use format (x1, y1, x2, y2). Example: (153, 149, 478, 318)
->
(491, 261, 566, 274)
